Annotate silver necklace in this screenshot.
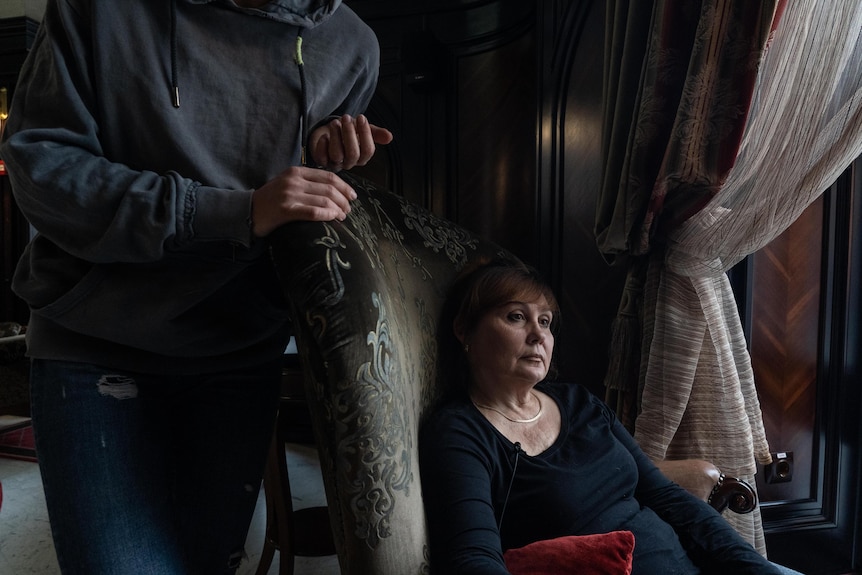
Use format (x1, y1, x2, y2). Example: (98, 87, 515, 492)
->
(472, 391, 543, 424)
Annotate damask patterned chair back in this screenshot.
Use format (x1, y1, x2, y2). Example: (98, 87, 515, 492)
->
(269, 172, 509, 575)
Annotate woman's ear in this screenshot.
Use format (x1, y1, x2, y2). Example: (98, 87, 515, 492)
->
(453, 321, 467, 346)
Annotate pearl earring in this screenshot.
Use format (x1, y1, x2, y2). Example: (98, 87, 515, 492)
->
(463, 343, 470, 352)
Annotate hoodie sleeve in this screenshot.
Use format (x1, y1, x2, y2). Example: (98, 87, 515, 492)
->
(0, 0, 253, 266)
(303, 3, 382, 132)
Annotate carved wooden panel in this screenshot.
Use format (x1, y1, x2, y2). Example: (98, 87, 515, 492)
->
(347, 0, 538, 265)
(750, 197, 822, 503)
(536, 0, 625, 394)
(750, 168, 862, 575)
(351, 0, 623, 396)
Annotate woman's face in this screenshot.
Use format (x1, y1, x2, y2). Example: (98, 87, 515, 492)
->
(461, 296, 555, 388)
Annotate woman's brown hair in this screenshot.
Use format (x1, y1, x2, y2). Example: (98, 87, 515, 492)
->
(435, 256, 560, 402)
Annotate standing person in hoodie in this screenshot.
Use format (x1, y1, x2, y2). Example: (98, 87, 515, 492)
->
(0, 1, 392, 573)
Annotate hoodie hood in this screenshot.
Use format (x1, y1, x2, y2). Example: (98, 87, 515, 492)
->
(183, 0, 343, 28)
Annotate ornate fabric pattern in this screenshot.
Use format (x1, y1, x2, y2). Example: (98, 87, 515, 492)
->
(270, 172, 506, 575)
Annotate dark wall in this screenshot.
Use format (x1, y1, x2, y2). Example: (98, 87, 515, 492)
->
(0, 16, 36, 92)
(348, 0, 624, 397)
(1, 15, 37, 325)
(536, 1, 627, 394)
(346, 0, 539, 260)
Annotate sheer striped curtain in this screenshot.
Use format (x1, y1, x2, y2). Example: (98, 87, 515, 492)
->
(598, 0, 862, 554)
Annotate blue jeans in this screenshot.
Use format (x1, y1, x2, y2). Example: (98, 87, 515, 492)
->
(30, 358, 282, 575)
(772, 562, 806, 575)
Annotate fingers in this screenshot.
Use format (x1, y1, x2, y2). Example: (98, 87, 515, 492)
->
(346, 115, 393, 166)
(311, 131, 331, 170)
(370, 124, 394, 145)
(330, 116, 353, 167)
(251, 167, 357, 237)
(349, 115, 372, 166)
(310, 114, 393, 170)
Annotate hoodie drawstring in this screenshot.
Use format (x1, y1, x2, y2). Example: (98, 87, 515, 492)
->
(168, 1, 310, 165)
(170, 0, 180, 108)
(295, 29, 308, 165)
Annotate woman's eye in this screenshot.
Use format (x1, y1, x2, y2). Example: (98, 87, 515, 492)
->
(508, 312, 525, 321)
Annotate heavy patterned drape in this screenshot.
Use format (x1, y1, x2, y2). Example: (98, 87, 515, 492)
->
(597, 0, 862, 554)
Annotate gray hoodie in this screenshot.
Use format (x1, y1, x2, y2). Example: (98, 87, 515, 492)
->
(1, 0, 380, 373)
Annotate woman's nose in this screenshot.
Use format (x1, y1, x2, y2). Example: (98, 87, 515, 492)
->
(527, 324, 545, 343)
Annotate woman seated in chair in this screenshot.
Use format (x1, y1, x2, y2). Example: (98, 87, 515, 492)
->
(419, 257, 802, 575)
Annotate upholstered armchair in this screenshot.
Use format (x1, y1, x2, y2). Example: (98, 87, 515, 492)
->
(268, 172, 756, 575)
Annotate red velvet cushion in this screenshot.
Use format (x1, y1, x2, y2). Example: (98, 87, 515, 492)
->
(503, 530, 635, 575)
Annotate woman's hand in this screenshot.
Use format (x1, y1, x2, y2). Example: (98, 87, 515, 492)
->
(250, 166, 356, 237)
(309, 113, 393, 171)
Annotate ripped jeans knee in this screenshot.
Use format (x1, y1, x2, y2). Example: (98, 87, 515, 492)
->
(97, 374, 139, 399)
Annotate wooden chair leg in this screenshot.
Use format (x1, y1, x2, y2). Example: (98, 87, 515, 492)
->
(255, 423, 295, 575)
(255, 374, 337, 575)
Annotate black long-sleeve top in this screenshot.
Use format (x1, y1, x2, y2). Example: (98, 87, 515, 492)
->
(418, 381, 781, 574)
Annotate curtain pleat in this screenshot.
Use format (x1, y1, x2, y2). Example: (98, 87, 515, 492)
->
(599, 1, 779, 430)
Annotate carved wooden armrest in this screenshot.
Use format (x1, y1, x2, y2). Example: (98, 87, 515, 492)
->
(707, 473, 757, 514)
(656, 459, 757, 514)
